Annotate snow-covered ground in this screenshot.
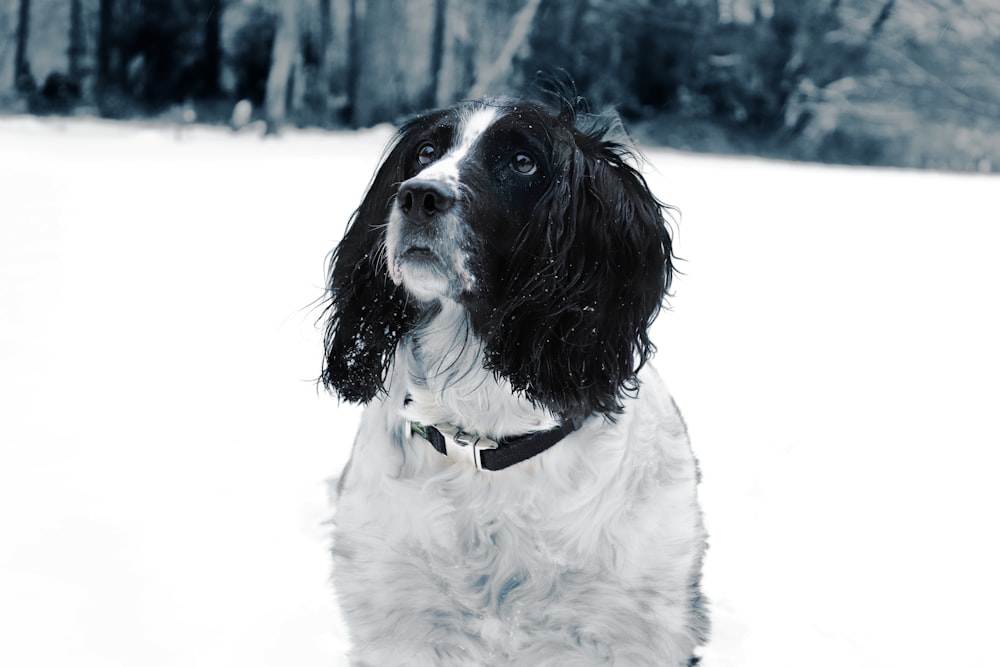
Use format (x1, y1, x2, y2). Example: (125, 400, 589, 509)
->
(1, 116, 998, 667)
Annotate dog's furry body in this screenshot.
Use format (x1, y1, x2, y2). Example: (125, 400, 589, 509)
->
(323, 98, 708, 665)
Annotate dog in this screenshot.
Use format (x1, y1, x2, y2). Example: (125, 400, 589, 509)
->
(321, 96, 708, 666)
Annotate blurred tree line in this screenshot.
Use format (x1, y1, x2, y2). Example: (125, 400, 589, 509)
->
(2, 0, 997, 170)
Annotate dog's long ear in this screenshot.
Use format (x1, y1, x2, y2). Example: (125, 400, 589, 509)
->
(479, 114, 674, 421)
(321, 133, 418, 404)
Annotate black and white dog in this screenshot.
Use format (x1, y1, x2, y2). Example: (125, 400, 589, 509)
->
(322, 97, 708, 666)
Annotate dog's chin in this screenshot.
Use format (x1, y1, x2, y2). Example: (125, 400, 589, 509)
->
(394, 248, 458, 302)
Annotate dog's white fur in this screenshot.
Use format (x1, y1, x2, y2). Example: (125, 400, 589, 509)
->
(332, 302, 705, 666)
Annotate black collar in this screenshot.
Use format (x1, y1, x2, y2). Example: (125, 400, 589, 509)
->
(407, 418, 578, 471)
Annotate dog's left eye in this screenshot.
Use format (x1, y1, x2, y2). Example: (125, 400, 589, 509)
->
(511, 152, 537, 175)
(417, 142, 437, 166)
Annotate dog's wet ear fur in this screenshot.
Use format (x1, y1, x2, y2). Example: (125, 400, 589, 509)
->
(473, 106, 674, 422)
(321, 125, 425, 403)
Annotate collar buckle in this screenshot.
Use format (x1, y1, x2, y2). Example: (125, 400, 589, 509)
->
(408, 420, 499, 471)
(438, 423, 499, 471)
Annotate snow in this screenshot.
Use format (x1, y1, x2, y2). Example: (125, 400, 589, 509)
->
(2, 116, 998, 666)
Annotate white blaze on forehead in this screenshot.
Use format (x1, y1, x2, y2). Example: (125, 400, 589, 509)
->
(455, 106, 500, 156)
(417, 106, 499, 183)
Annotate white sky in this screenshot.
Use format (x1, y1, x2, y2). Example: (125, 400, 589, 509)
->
(2, 117, 998, 666)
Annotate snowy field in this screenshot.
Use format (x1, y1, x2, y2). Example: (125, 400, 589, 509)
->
(2, 116, 998, 667)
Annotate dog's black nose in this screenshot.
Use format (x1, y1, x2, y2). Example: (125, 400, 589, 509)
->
(398, 180, 456, 224)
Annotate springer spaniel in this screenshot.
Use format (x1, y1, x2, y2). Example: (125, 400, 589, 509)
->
(322, 97, 708, 666)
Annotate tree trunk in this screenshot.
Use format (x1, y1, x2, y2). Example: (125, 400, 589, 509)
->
(14, 0, 32, 92)
(429, 0, 446, 106)
(68, 0, 84, 85)
(203, 0, 223, 98)
(97, 0, 113, 93)
(265, 0, 301, 134)
(350, 0, 437, 127)
(347, 0, 360, 118)
(318, 0, 333, 124)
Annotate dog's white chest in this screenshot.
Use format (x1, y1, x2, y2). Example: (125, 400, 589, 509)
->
(331, 367, 706, 666)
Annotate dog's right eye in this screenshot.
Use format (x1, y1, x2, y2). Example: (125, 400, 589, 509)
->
(417, 143, 437, 166)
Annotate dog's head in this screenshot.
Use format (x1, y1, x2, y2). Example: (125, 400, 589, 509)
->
(322, 98, 674, 421)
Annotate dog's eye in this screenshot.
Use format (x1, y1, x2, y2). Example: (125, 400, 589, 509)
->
(417, 143, 437, 166)
(511, 152, 537, 175)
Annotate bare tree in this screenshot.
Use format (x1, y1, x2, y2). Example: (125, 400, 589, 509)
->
(265, 0, 302, 133)
(347, 0, 360, 115)
(203, 0, 223, 98)
(96, 0, 113, 94)
(317, 0, 333, 124)
(68, 0, 84, 85)
(14, 0, 32, 92)
(429, 0, 446, 105)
